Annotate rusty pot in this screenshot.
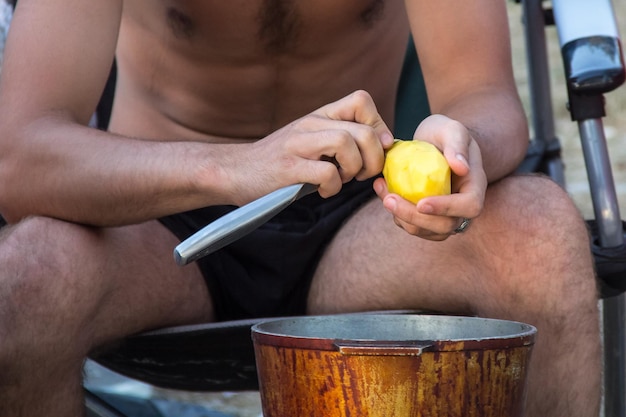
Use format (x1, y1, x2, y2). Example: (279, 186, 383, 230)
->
(252, 314, 536, 417)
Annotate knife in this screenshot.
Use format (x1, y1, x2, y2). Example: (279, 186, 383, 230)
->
(174, 183, 318, 266)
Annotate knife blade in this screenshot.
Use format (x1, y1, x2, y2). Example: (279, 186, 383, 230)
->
(174, 183, 317, 266)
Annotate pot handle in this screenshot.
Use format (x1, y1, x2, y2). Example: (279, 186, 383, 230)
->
(334, 340, 433, 356)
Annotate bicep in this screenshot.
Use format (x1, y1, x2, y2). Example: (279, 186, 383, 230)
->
(404, 0, 516, 113)
(0, 0, 122, 124)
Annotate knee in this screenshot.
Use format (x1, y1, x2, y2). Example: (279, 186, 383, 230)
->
(477, 175, 597, 312)
(0, 216, 100, 283)
(483, 175, 591, 254)
(0, 217, 101, 362)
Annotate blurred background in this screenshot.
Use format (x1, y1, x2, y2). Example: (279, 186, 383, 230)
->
(507, 0, 626, 219)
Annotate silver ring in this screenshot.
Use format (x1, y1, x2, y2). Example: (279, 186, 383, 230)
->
(454, 217, 472, 234)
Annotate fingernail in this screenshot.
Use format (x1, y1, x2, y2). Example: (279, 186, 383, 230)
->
(456, 153, 469, 169)
(418, 202, 434, 214)
(384, 197, 397, 213)
(381, 132, 394, 147)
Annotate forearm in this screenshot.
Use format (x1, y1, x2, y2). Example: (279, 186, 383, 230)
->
(0, 118, 230, 226)
(436, 86, 529, 183)
(406, 0, 528, 182)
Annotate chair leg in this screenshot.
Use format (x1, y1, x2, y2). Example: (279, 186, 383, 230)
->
(603, 295, 626, 417)
(576, 105, 625, 417)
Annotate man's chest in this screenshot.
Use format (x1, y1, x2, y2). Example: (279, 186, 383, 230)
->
(124, 0, 391, 55)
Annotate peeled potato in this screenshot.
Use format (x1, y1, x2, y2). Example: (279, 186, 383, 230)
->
(382, 140, 451, 204)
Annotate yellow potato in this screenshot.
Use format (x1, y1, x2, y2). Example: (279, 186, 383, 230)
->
(382, 140, 451, 204)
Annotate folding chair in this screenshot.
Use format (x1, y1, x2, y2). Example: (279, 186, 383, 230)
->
(514, 1, 626, 416)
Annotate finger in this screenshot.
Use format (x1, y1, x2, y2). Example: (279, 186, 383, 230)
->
(294, 134, 374, 197)
(374, 168, 477, 222)
(414, 115, 471, 177)
(390, 208, 456, 242)
(416, 188, 483, 220)
(321, 130, 363, 183)
(382, 194, 459, 235)
(316, 90, 394, 148)
(373, 177, 389, 200)
(290, 128, 361, 184)
(375, 179, 465, 240)
(293, 119, 385, 181)
(417, 155, 486, 219)
(316, 168, 344, 198)
(303, 157, 344, 198)
(321, 123, 385, 181)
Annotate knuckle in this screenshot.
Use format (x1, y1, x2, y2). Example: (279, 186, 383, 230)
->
(349, 90, 373, 106)
(442, 119, 470, 143)
(335, 129, 353, 146)
(451, 119, 466, 131)
(467, 195, 483, 217)
(343, 162, 363, 180)
(295, 114, 322, 130)
(317, 163, 341, 188)
(318, 175, 342, 198)
(443, 118, 466, 133)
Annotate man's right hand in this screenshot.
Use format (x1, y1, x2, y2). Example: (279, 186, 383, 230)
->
(222, 90, 394, 206)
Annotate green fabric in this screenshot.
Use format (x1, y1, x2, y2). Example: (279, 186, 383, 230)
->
(393, 37, 430, 140)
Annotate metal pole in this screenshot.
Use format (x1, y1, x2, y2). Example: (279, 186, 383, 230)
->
(579, 117, 626, 417)
(521, 0, 566, 186)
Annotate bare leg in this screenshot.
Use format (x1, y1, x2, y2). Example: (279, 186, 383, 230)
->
(308, 175, 601, 417)
(0, 217, 214, 417)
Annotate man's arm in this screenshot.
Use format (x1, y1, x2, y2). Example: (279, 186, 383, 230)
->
(373, 0, 528, 239)
(0, 0, 224, 225)
(406, 0, 529, 183)
(0, 0, 393, 226)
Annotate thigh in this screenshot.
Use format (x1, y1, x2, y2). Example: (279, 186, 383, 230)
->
(0, 217, 214, 351)
(89, 220, 216, 342)
(306, 174, 586, 316)
(306, 196, 477, 315)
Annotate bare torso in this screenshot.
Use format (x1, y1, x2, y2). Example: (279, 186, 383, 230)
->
(110, 0, 410, 142)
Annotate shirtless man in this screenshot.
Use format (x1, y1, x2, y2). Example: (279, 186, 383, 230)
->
(0, 1, 600, 416)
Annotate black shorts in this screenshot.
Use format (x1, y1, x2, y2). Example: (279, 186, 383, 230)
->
(157, 37, 431, 321)
(159, 178, 376, 321)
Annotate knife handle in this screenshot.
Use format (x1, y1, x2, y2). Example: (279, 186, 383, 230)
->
(174, 183, 317, 265)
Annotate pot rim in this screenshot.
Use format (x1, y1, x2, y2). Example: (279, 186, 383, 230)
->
(251, 313, 537, 353)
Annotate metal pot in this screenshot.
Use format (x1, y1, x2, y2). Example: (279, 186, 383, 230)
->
(252, 314, 536, 417)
